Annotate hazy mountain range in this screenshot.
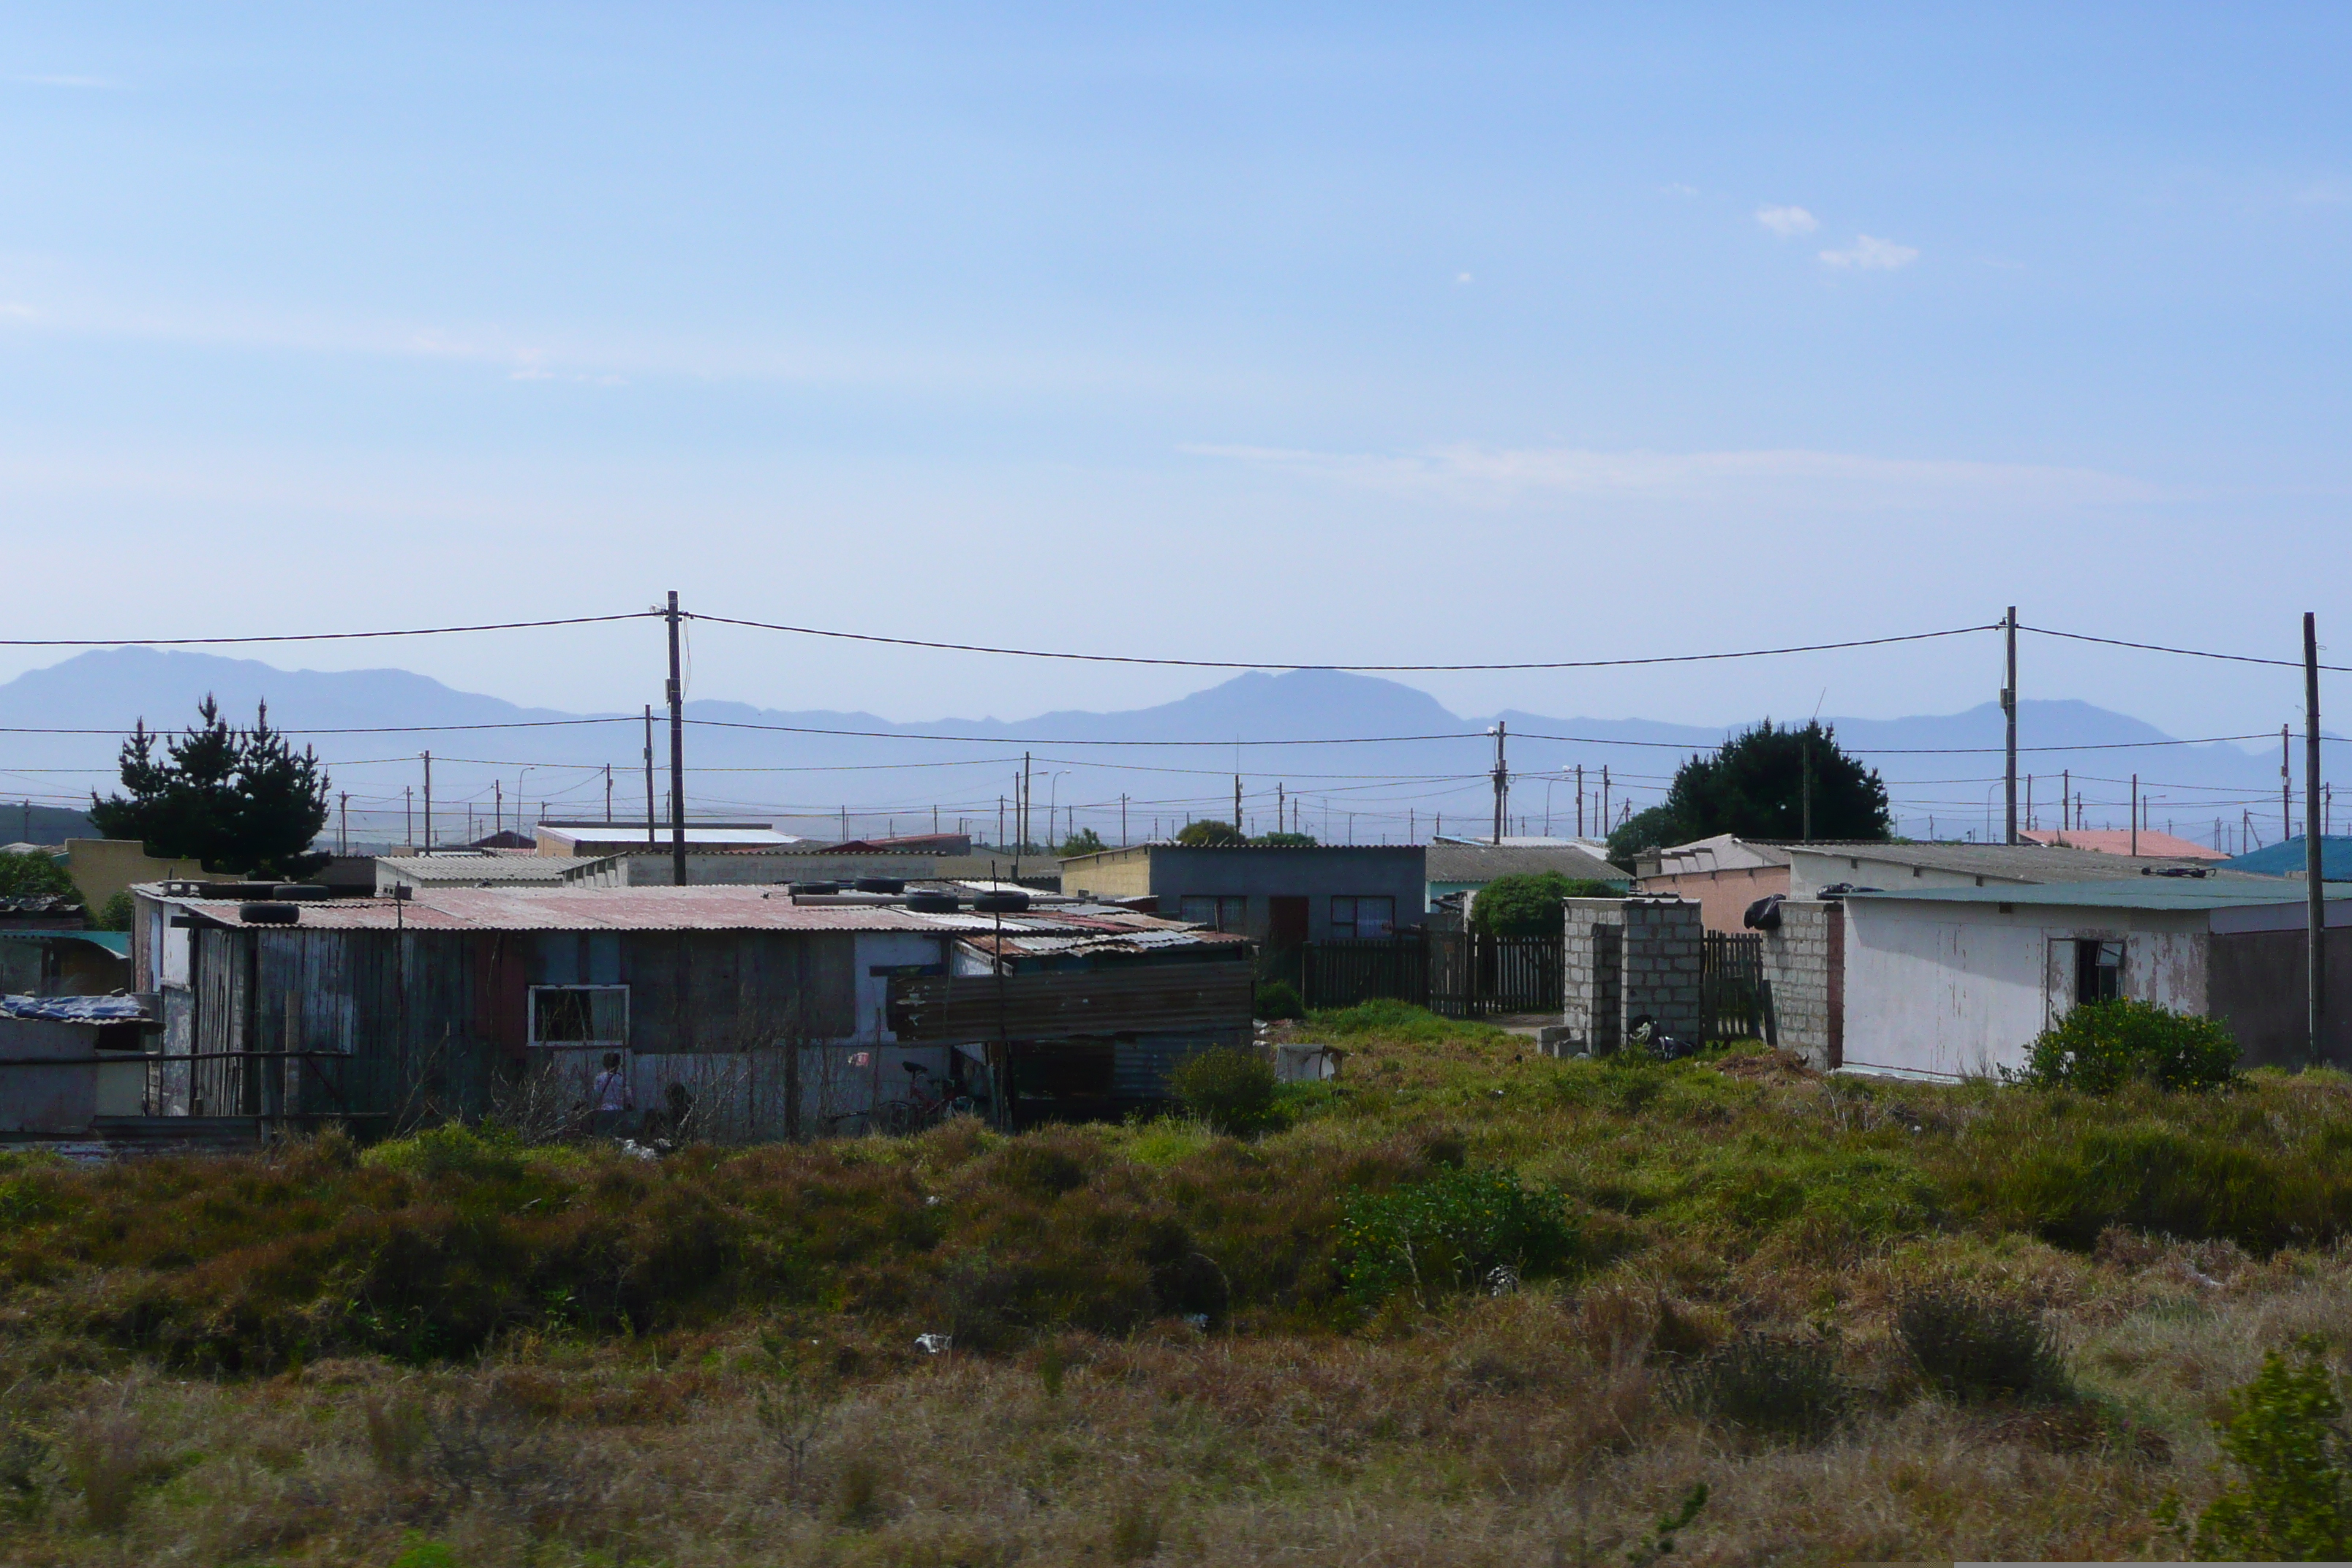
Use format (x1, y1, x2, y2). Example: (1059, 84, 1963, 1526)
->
(0, 649, 2299, 850)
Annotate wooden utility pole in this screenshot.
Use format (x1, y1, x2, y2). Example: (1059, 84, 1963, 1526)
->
(1575, 764, 1585, 837)
(404, 785, 412, 848)
(604, 764, 613, 823)
(2002, 606, 2019, 844)
(1601, 766, 1610, 837)
(421, 751, 433, 855)
(643, 706, 657, 848)
(1233, 774, 1243, 832)
(2307, 613, 2326, 1065)
(665, 591, 687, 885)
(2130, 774, 2139, 856)
(1490, 723, 1507, 845)
(1801, 736, 1812, 843)
(338, 792, 348, 855)
(1022, 753, 1033, 850)
(2283, 724, 2294, 847)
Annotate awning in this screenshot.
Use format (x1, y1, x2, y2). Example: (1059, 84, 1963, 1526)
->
(0, 930, 131, 957)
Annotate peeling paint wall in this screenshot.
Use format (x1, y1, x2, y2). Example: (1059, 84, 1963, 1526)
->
(1842, 899, 2212, 1079)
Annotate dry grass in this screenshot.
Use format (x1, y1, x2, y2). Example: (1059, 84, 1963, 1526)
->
(4, 1017, 2352, 1564)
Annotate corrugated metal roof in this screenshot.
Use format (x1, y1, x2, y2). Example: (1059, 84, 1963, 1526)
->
(1847, 878, 2352, 911)
(1425, 842, 1627, 883)
(170, 884, 1229, 939)
(1788, 840, 2277, 884)
(538, 825, 804, 847)
(2018, 828, 2227, 861)
(377, 856, 607, 883)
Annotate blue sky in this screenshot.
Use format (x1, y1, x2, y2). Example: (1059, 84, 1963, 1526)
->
(5, 4, 2349, 739)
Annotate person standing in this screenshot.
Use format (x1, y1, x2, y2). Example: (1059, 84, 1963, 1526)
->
(592, 1051, 634, 1137)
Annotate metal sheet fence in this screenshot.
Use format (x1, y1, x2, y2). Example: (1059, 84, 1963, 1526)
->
(1701, 931, 1768, 1042)
(1301, 931, 1562, 1019)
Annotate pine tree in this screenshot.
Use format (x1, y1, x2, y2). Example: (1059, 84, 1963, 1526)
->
(90, 696, 331, 878)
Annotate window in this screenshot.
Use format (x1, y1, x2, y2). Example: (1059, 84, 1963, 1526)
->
(529, 984, 629, 1048)
(1330, 895, 1395, 939)
(1178, 895, 1247, 932)
(2073, 940, 2123, 1006)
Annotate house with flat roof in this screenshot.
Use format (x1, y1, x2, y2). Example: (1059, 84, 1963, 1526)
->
(1634, 835, 1793, 932)
(1058, 843, 1426, 948)
(1784, 840, 2268, 900)
(125, 880, 1249, 1138)
(1424, 840, 1628, 913)
(1839, 878, 2352, 1080)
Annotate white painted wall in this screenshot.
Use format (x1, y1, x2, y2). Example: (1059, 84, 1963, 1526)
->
(1842, 897, 2211, 1079)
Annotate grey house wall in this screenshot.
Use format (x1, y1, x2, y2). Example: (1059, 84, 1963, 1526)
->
(1760, 900, 1844, 1069)
(1134, 848, 1428, 941)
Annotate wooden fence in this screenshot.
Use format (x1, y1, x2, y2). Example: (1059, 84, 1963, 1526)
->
(1301, 931, 1562, 1019)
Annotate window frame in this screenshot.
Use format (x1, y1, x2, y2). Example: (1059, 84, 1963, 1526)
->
(1330, 894, 1397, 940)
(528, 983, 631, 1049)
(1177, 894, 1248, 932)
(2073, 939, 2124, 1006)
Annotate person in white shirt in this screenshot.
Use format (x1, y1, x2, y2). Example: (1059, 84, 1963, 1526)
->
(592, 1051, 633, 1137)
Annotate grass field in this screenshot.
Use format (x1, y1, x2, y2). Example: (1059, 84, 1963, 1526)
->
(5, 1002, 2352, 1565)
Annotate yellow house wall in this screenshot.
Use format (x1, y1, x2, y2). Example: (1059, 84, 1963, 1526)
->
(63, 840, 214, 913)
(1058, 848, 1154, 899)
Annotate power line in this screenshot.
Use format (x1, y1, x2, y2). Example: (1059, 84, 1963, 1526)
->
(0, 612, 658, 647)
(685, 612, 1997, 671)
(2024, 624, 2352, 674)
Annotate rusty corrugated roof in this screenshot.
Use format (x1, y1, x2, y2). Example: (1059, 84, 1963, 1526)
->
(171, 884, 1230, 940)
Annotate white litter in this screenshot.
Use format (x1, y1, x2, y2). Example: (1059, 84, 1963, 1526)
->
(916, 1333, 952, 1354)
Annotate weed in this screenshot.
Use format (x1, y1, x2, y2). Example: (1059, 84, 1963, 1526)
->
(1169, 1047, 1281, 1135)
(1109, 1496, 1163, 1560)
(1624, 1482, 1708, 1567)
(829, 1452, 881, 1526)
(363, 1393, 432, 1476)
(2193, 1341, 2352, 1560)
(1676, 1335, 1845, 1440)
(1338, 1166, 1580, 1309)
(2007, 998, 2239, 1093)
(1894, 1286, 2070, 1403)
(62, 1405, 164, 1534)
(1254, 979, 1305, 1021)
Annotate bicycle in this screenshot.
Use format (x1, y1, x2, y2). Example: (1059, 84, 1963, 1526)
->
(874, 1061, 974, 1136)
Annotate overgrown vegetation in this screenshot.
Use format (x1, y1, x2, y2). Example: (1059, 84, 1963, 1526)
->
(0, 849, 77, 904)
(5, 1004, 2352, 1561)
(1468, 871, 1622, 936)
(2008, 997, 2242, 1093)
(1169, 1045, 1281, 1134)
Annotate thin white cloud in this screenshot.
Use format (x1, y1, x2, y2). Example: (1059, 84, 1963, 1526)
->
(1755, 205, 1817, 237)
(1455, 271, 1472, 284)
(1185, 442, 2157, 510)
(1820, 234, 1920, 271)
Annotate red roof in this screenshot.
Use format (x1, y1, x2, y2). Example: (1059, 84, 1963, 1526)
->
(2018, 828, 2226, 862)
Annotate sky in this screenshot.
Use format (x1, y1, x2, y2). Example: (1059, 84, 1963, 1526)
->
(5, 4, 2351, 745)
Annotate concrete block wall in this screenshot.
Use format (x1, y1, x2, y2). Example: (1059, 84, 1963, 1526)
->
(1621, 898, 1704, 1042)
(1760, 900, 1843, 1068)
(1558, 897, 1703, 1052)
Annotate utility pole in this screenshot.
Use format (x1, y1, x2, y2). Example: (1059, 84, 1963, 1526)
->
(1601, 766, 1610, 838)
(2130, 774, 2139, 857)
(2283, 724, 2294, 847)
(421, 751, 433, 855)
(664, 591, 687, 886)
(1277, 783, 1285, 837)
(643, 706, 657, 849)
(1801, 736, 1812, 843)
(1120, 794, 1128, 846)
(338, 791, 348, 855)
(1576, 764, 1585, 838)
(404, 785, 412, 849)
(1233, 774, 1243, 832)
(2306, 612, 2326, 1065)
(2061, 770, 2070, 842)
(604, 764, 613, 823)
(494, 779, 503, 840)
(2002, 606, 2019, 844)
(1490, 723, 1508, 845)
(998, 795, 1005, 849)
(1022, 753, 1033, 851)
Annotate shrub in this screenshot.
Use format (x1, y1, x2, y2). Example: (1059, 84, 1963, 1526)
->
(1469, 872, 1621, 936)
(1338, 1166, 1579, 1308)
(1894, 1286, 2070, 1403)
(2194, 1343, 2352, 1560)
(1676, 1333, 1846, 1439)
(1254, 979, 1304, 1021)
(1170, 1048, 1279, 1135)
(2008, 998, 2239, 1093)
(0, 849, 76, 904)
(1308, 999, 1487, 1044)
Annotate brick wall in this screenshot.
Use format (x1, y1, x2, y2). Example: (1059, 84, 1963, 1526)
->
(1760, 899, 1844, 1068)
(1558, 897, 1703, 1052)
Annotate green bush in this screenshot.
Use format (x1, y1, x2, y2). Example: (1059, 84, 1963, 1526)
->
(1894, 1286, 2070, 1403)
(1676, 1333, 1847, 1439)
(1169, 1047, 1280, 1134)
(0, 850, 77, 904)
(2194, 1343, 2352, 1560)
(1254, 979, 1304, 1021)
(1338, 1166, 1578, 1308)
(97, 891, 134, 932)
(1469, 872, 1621, 936)
(2008, 998, 2239, 1093)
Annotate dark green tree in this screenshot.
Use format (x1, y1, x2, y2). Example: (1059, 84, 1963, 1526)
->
(1606, 720, 1889, 859)
(1175, 820, 1245, 846)
(1469, 872, 1624, 936)
(90, 696, 331, 878)
(1253, 831, 1319, 847)
(0, 849, 78, 904)
(1058, 827, 1107, 857)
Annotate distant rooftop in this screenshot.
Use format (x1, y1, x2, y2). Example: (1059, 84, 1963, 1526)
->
(2019, 827, 2225, 861)
(1847, 878, 2352, 911)
(1787, 840, 2271, 885)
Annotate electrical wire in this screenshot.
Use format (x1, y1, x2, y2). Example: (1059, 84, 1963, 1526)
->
(0, 612, 659, 647)
(2024, 624, 2352, 674)
(683, 613, 1997, 671)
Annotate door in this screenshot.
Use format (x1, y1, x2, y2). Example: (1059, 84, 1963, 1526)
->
(1267, 896, 1310, 950)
